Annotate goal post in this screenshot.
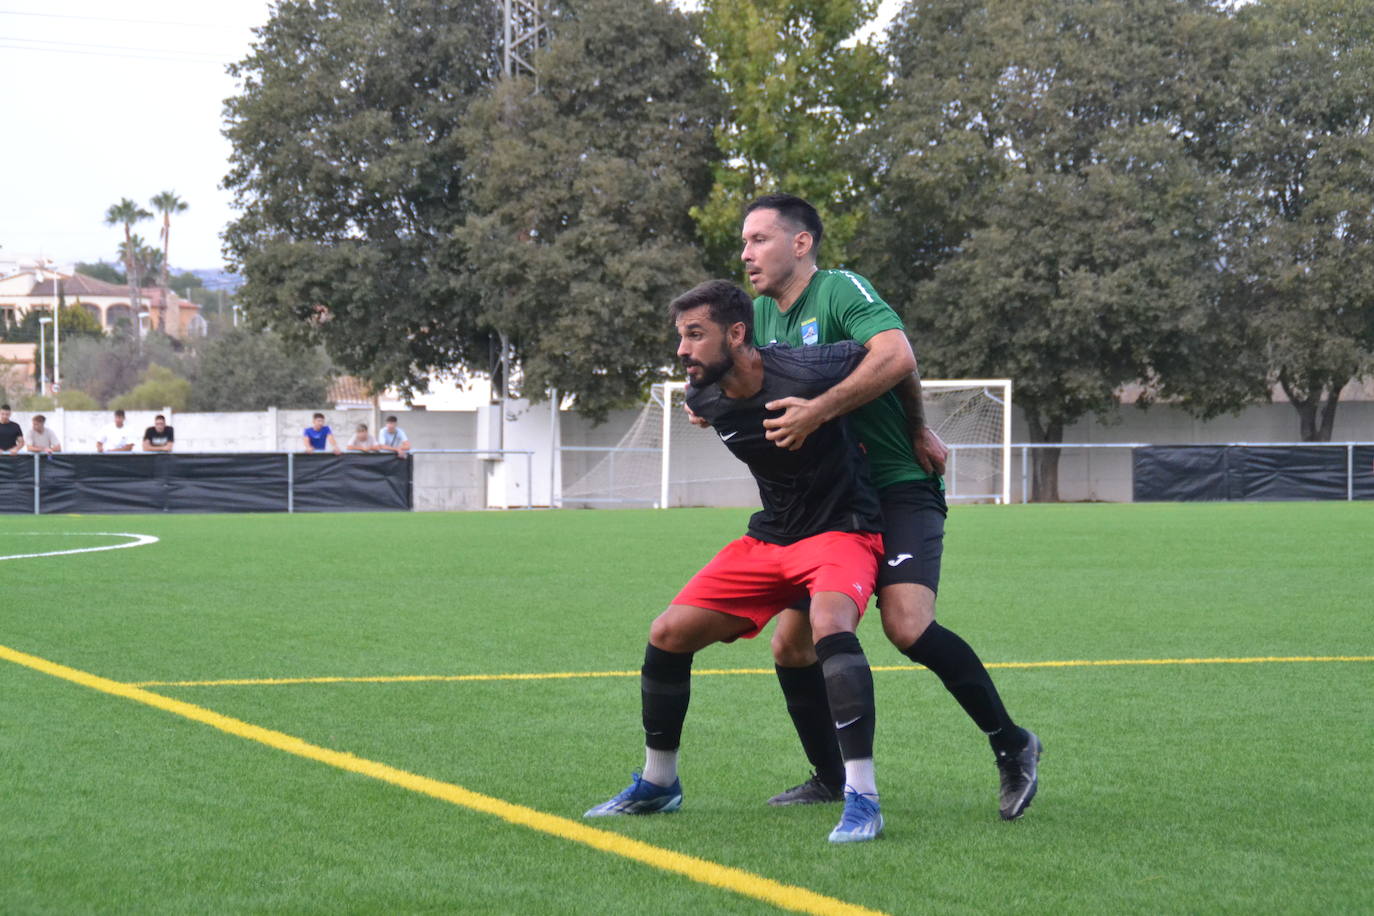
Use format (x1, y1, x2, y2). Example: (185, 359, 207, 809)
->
(921, 379, 1013, 504)
(558, 378, 1013, 508)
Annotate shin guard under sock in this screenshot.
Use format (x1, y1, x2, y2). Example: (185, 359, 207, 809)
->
(814, 632, 876, 764)
(641, 643, 693, 752)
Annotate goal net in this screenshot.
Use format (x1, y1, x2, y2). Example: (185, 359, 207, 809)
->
(559, 379, 1011, 508)
(923, 379, 1012, 504)
(559, 383, 754, 508)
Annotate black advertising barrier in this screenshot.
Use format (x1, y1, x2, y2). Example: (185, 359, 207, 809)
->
(1134, 445, 1374, 501)
(0, 455, 37, 512)
(291, 453, 413, 512)
(1132, 445, 1231, 501)
(1359, 447, 1374, 500)
(0, 453, 411, 514)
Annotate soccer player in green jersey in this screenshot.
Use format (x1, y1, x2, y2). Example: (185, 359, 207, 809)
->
(741, 193, 1043, 820)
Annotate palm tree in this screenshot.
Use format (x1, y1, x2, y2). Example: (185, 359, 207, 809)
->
(149, 191, 188, 331)
(105, 198, 151, 328)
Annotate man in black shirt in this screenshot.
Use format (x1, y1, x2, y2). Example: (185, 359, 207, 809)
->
(142, 415, 175, 453)
(584, 280, 890, 843)
(0, 405, 23, 455)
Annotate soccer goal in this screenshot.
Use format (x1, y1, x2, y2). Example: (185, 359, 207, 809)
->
(558, 379, 1012, 508)
(922, 379, 1013, 504)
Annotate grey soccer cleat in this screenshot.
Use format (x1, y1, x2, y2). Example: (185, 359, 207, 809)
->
(767, 771, 844, 806)
(995, 730, 1043, 820)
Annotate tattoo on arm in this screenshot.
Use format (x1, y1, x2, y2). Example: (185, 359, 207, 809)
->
(893, 371, 926, 437)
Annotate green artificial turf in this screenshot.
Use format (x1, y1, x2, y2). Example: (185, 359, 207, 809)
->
(1, 503, 1371, 914)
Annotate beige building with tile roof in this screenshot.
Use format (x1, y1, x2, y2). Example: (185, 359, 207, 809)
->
(0, 264, 205, 339)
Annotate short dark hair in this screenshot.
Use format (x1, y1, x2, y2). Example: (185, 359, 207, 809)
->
(668, 280, 754, 339)
(385, 415, 398, 423)
(313, 412, 325, 420)
(357, 423, 368, 430)
(0, 404, 9, 411)
(154, 414, 166, 421)
(33, 414, 45, 423)
(114, 409, 125, 418)
(744, 193, 824, 258)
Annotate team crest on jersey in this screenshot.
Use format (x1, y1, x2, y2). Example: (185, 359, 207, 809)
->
(800, 317, 819, 346)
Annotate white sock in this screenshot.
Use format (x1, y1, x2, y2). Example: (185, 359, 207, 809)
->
(844, 758, 877, 797)
(643, 747, 678, 786)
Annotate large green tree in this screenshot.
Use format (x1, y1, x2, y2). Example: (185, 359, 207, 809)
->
(454, 0, 720, 418)
(693, 0, 886, 275)
(1223, 0, 1374, 441)
(222, 0, 502, 397)
(866, 0, 1245, 499)
(189, 328, 333, 410)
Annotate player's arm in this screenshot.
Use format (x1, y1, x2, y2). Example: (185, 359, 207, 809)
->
(763, 328, 916, 450)
(892, 371, 948, 476)
(327, 433, 341, 455)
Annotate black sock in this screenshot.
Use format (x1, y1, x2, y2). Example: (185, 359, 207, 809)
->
(775, 663, 845, 786)
(814, 632, 876, 762)
(641, 643, 693, 751)
(902, 622, 1025, 753)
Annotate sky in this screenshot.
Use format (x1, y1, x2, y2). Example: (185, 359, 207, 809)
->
(0, 1, 273, 271)
(0, 0, 902, 274)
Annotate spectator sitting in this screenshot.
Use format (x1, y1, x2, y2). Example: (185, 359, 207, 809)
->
(96, 409, 135, 453)
(303, 412, 341, 455)
(378, 415, 410, 458)
(143, 414, 175, 453)
(0, 404, 22, 455)
(346, 423, 379, 452)
(26, 414, 61, 454)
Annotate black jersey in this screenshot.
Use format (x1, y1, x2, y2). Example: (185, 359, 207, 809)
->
(686, 342, 884, 545)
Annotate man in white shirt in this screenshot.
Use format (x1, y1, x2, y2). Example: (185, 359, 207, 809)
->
(378, 415, 410, 458)
(96, 409, 135, 453)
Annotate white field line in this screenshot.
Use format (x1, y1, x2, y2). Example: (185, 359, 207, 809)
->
(0, 532, 159, 561)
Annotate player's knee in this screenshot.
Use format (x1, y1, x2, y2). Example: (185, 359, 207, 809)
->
(771, 628, 817, 667)
(880, 592, 936, 649)
(649, 612, 691, 654)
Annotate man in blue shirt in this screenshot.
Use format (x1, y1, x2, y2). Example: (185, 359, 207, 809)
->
(302, 413, 340, 455)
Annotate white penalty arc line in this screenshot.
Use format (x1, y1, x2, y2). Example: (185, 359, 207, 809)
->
(0, 532, 159, 561)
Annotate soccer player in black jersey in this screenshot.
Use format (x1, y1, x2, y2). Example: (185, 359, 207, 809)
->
(584, 279, 899, 842)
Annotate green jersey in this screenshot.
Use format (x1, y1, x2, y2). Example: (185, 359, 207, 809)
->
(753, 269, 931, 490)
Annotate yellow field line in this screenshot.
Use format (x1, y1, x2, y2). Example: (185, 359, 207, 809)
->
(130, 655, 1374, 689)
(0, 642, 885, 916)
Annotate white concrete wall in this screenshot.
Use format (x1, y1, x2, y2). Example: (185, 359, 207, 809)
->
(16, 408, 479, 454)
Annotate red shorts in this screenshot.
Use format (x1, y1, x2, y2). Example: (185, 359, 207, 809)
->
(672, 530, 883, 639)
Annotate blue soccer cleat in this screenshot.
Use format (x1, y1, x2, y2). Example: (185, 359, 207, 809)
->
(584, 773, 683, 817)
(828, 789, 884, 843)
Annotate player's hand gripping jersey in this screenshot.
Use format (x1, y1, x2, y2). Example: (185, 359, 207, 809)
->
(753, 269, 933, 490)
(686, 341, 883, 546)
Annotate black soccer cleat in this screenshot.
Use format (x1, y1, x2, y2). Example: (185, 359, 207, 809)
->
(767, 771, 844, 806)
(995, 730, 1043, 820)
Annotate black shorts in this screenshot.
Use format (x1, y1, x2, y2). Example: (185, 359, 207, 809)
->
(876, 478, 947, 594)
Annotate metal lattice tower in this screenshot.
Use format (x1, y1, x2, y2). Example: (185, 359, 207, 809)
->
(503, 0, 547, 80)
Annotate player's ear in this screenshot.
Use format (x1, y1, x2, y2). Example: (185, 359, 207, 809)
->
(729, 321, 748, 348)
(794, 231, 813, 260)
